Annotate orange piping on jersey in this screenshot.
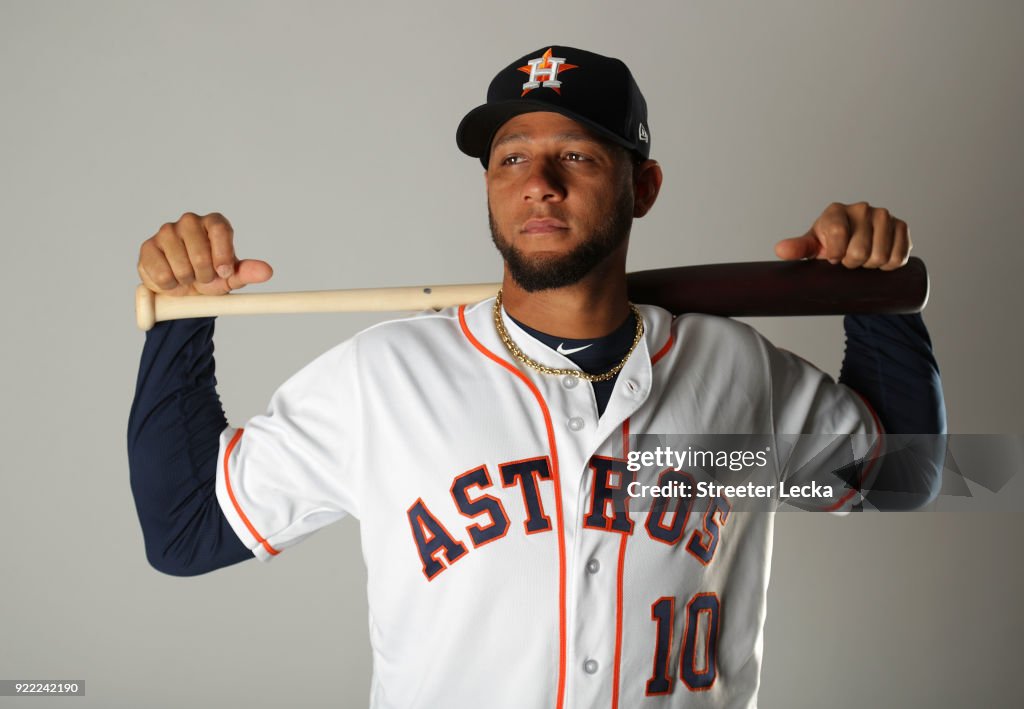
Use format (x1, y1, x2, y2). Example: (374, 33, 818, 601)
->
(819, 391, 885, 513)
(650, 332, 676, 365)
(611, 532, 628, 708)
(611, 419, 631, 709)
(223, 428, 280, 556)
(609, 334, 674, 707)
(458, 304, 568, 709)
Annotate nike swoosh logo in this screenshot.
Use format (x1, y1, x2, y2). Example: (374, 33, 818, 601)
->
(556, 343, 593, 356)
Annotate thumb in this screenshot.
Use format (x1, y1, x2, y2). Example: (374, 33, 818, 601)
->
(774, 232, 824, 261)
(225, 259, 274, 291)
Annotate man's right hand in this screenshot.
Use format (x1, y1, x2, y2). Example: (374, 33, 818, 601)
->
(138, 212, 273, 296)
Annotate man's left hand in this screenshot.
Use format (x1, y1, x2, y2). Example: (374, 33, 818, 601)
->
(774, 201, 911, 270)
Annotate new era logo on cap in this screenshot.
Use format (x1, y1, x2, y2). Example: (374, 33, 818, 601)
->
(456, 45, 652, 167)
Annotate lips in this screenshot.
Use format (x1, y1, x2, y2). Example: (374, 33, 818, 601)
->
(522, 218, 569, 233)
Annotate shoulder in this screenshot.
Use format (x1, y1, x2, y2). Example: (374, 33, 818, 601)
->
(638, 307, 769, 357)
(624, 307, 778, 392)
(341, 299, 494, 365)
(671, 311, 763, 340)
(665, 312, 825, 379)
(352, 304, 468, 345)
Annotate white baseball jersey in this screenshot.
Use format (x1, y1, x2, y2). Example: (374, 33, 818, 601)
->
(215, 299, 881, 708)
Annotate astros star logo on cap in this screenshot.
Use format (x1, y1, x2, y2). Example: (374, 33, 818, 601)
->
(518, 48, 578, 96)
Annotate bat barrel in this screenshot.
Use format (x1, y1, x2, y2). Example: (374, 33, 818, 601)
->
(626, 257, 928, 317)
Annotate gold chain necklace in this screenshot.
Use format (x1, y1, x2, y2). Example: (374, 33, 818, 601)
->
(493, 289, 644, 383)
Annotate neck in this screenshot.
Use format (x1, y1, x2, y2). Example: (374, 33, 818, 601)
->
(499, 250, 630, 339)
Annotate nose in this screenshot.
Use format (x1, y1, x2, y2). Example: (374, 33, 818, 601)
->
(521, 158, 566, 202)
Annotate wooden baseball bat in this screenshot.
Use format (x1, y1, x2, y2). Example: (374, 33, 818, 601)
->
(135, 257, 928, 331)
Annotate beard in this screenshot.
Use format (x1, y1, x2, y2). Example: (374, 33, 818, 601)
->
(489, 189, 634, 293)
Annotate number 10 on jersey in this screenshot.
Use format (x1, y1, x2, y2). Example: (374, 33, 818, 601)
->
(646, 593, 721, 695)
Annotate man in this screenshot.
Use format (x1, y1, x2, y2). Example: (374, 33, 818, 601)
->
(129, 46, 943, 708)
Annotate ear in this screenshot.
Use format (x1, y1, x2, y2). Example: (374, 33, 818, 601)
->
(632, 159, 663, 218)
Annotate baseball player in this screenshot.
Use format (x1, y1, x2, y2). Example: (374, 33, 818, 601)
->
(129, 46, 944, 708)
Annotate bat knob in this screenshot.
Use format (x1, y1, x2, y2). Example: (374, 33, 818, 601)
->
(136, 284, 156, 331)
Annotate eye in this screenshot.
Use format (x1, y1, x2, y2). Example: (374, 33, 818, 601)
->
(563, 151, 591, 163)
(500, 154, 525, 166)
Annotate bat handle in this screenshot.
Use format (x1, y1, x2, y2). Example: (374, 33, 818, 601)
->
(136, 285, 156, 331)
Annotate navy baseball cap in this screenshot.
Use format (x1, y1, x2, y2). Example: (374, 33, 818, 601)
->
(456, 46, 651, 168)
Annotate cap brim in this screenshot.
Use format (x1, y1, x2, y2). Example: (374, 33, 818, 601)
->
(456, 100, 638, 168)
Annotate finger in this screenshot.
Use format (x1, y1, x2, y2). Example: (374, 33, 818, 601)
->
(864, 208, 894, 269)
(151, 224, 194, 288)
(881, 220, 912, 270)
(840, 203, 872, 268)
(138, 236, 180, 291)
(202, 213, 237, 279)
(817, 203, 853, 264)
(139, 271, 192, 297)
(138, 254, 193, 297)
(774, 233, 823, 261)
(160, 214, 201, 285)
(138, 259, 173, 294)
(225, 259, 274, 291)
(182, 226, 216, 284)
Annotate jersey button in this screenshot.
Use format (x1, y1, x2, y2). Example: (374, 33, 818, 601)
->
(583, 659, 599, 674)
(563, 375, 579, 389)
(567, 416, 585, 432)
(586, 558, 600, 574)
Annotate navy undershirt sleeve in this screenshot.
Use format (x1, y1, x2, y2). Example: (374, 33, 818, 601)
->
(127, 318, 253, 576)
(837, 313, 946, 510)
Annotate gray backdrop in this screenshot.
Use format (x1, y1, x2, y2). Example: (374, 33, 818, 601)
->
(2, 1, 1022, 707)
